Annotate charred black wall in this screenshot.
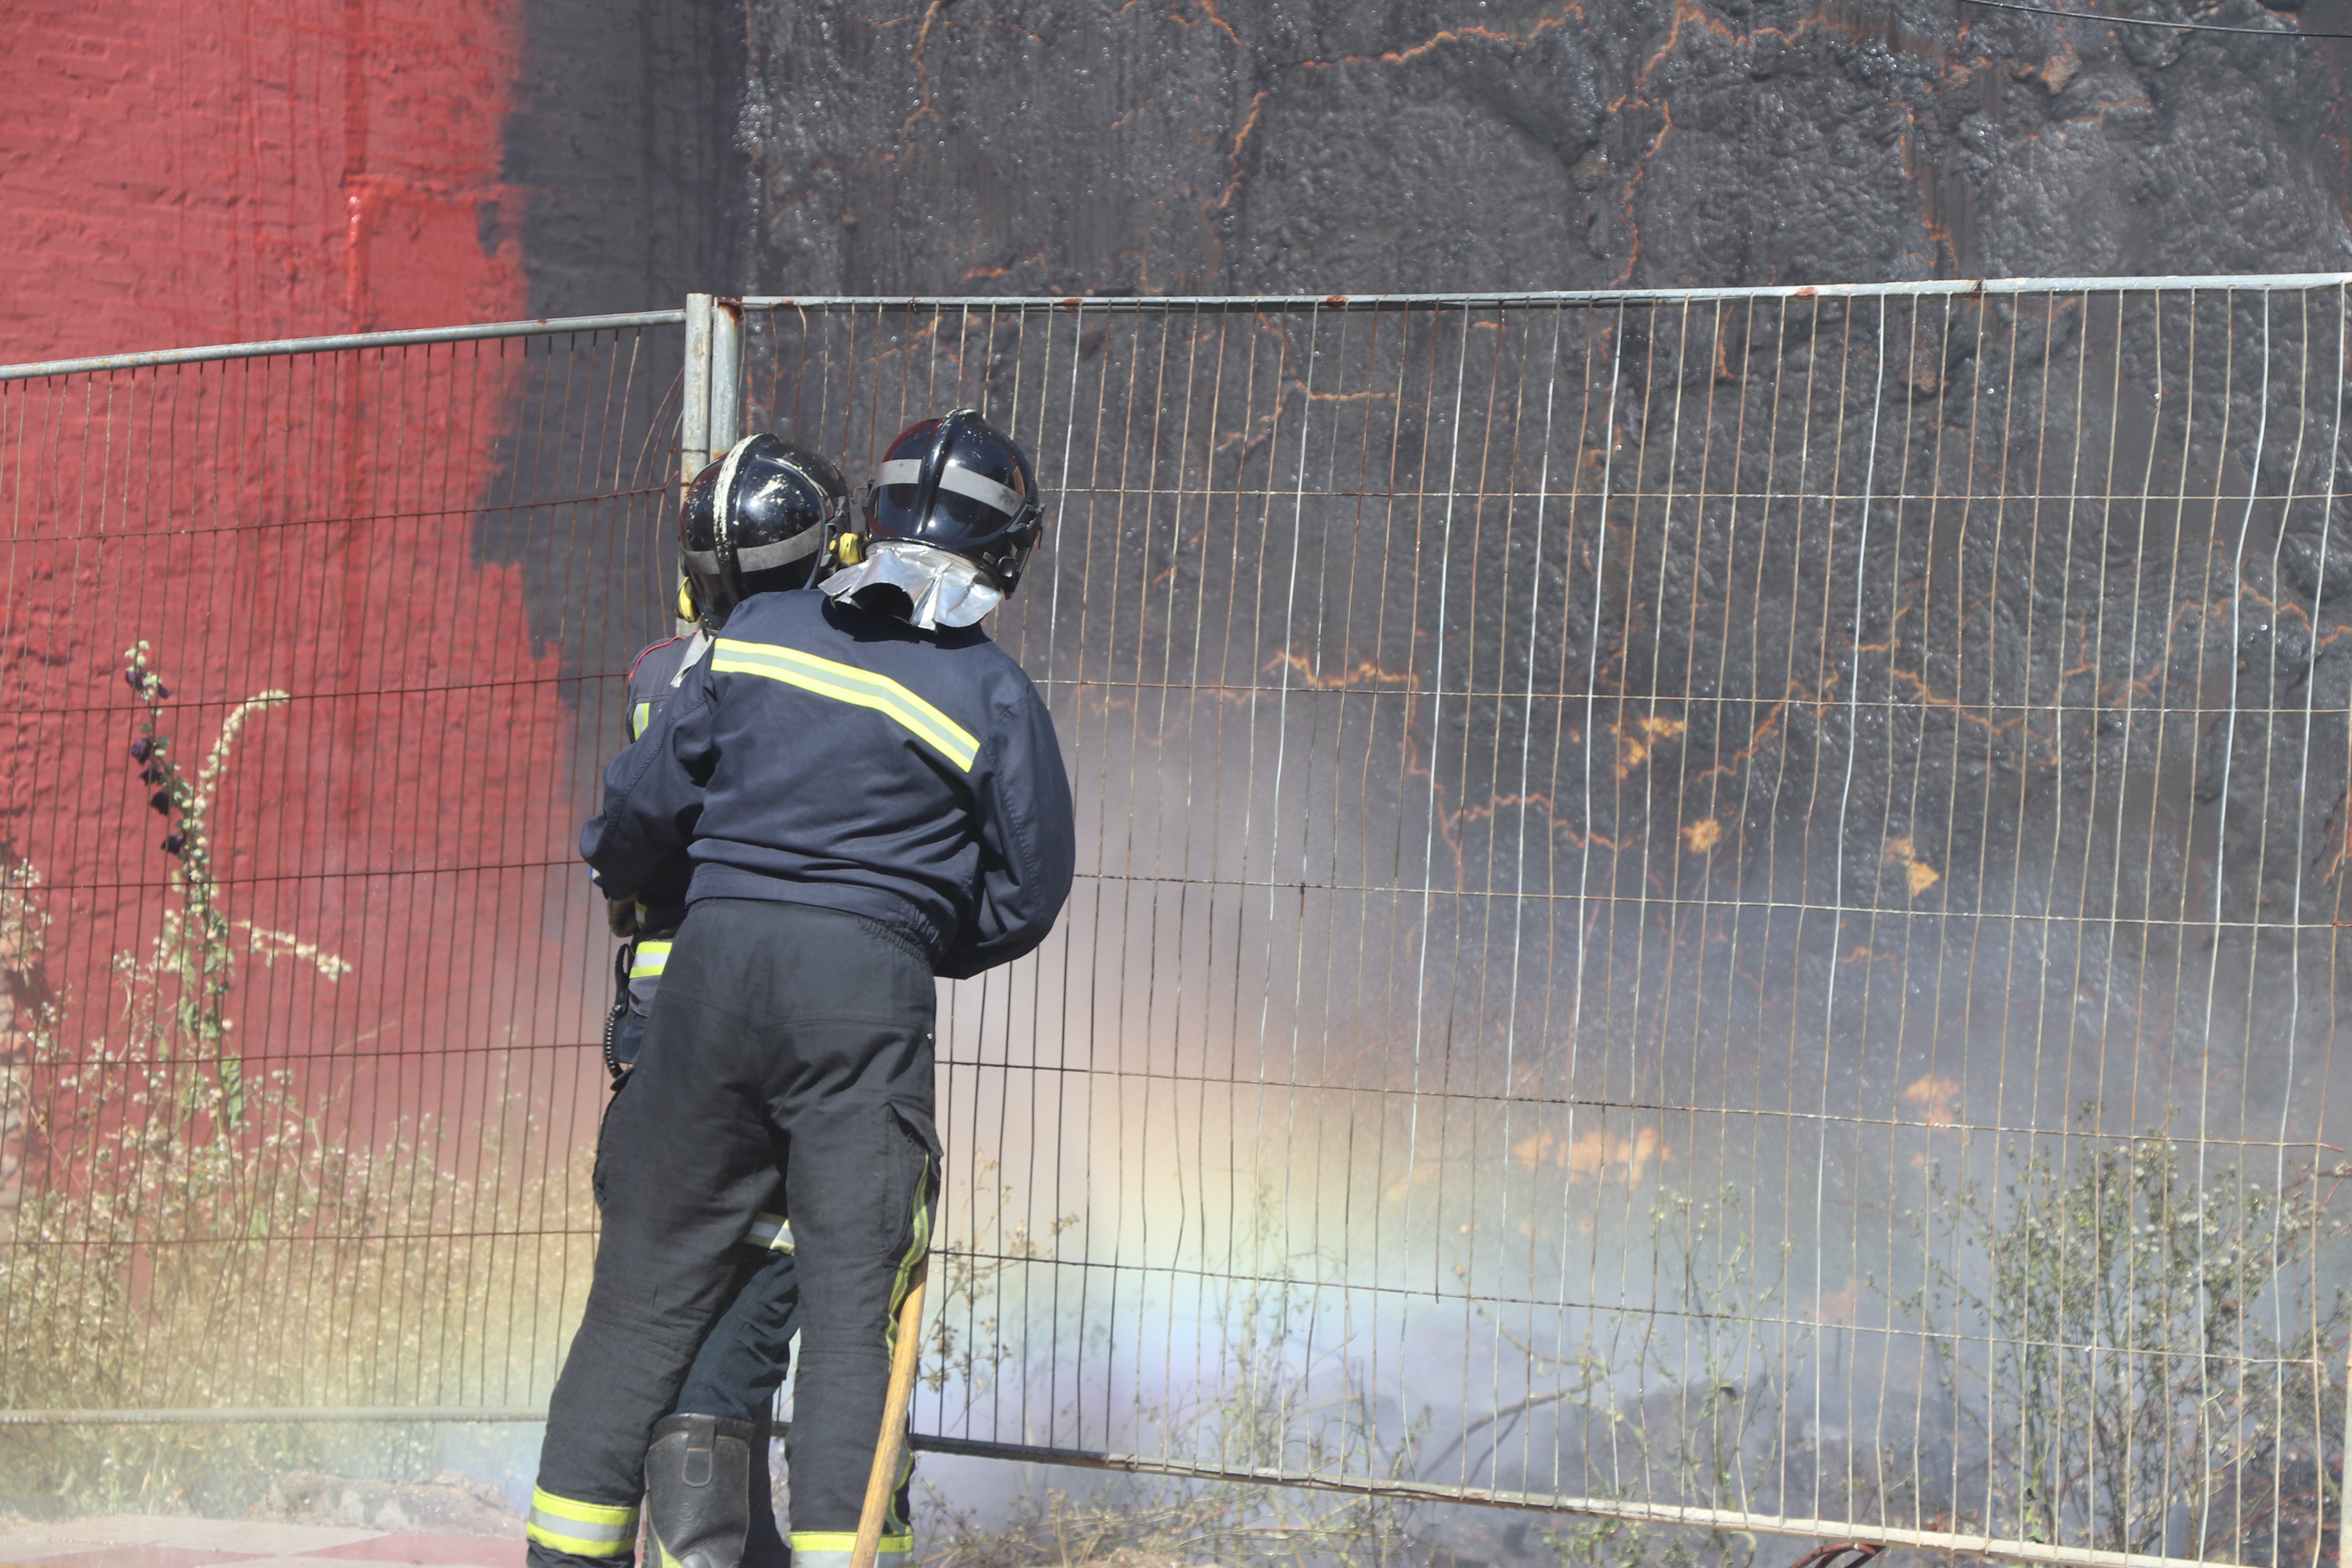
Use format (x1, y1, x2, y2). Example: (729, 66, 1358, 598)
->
(508, 0, 750, 316)
(487, 0, 752, 701)
(742, 0, 2352, 295)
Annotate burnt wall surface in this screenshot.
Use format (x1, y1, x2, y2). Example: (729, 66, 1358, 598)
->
(510, 0, 748, 316)
(740, 0, 2352, 296)
(479, 0, 750, 703)
(708, 11, 2352, 1180)
(499, 0, 2352, 690)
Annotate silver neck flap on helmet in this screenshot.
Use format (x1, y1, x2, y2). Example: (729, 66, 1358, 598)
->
(818, 539, 1004, 630)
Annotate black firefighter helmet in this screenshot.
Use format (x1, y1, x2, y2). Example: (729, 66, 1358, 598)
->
(679, 433, 848, 628)
(860, 409, 1044, 594)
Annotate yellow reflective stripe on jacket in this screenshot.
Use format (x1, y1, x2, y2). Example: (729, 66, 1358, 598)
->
(527, 1488, 639, 1556)
(629, 940, 671, 981)
(630, 700, 652, 740)
(711, 639, 979, 772)
(788, 1532, 913, 1568)
(745, 1210, 794, 1252)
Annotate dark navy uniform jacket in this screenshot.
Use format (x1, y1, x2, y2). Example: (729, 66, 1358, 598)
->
(620, 632, 706, 932)
(581, 588, 1076, 980)
(608, 630, 706, 1014)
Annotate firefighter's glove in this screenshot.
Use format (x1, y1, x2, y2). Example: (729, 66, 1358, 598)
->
(607, 898, 640, 938)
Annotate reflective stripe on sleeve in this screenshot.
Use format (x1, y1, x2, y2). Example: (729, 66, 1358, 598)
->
(788, 1533, 913, 1568)
(628, 940, 671, 981)
(630, 701, 652, 740)
(710, 639, 978, 772)
(744, 1210, 794, 1253)
(526, 1488, 639, 1557)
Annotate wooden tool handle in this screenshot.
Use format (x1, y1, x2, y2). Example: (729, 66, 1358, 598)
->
(849, 1261, 928, 1568)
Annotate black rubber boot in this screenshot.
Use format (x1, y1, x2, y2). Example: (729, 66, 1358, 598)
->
(644, 1413, 757, 1568)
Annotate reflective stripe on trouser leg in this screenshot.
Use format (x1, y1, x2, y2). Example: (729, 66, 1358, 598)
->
(785, 1533, 913, 1568)
(792, 1113, 933, 1566)
(876, 1150, 932, 1543)
(743, 1210, 793, 1252)
(527, 1488, 640, 1558)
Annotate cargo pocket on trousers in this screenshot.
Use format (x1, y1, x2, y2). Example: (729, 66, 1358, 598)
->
(592, 1071, 631, 1212)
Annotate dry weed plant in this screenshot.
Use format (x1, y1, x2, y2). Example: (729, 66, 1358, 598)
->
(917, 1181, 1426, 1568)
(0, 646, 594, 1516)
(925, 1154, 1082, 1414)
(1906, 1123, 2351, 1564)
(1454, 1187, 1809, 1568)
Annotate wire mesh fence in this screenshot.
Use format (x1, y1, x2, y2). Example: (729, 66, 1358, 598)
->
(0, 322, 682, 1497)
(744, 284, 2352, 1566)
(4, 281, 2352, 1565)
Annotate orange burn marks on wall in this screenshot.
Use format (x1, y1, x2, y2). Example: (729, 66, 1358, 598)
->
(1263, 647, 1421, 694)
(895, 0, 957, 155)
(1292, 4, 1585, 71)
(1215, 90, 1273, 216)
(1884, 835, 1943, 897)
(1512, 1121, 1670, 1184)
(1613, 712, 1687, 780)
(1900, 1072, 1962, 1126)
(1189, 0, 1251, 53)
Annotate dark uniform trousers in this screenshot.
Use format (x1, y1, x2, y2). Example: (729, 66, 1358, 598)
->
(530, 900, 939, 1568)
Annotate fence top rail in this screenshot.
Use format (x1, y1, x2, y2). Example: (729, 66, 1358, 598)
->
(0, 309, 690, 384)
(7, 271, 2346, 383)
(740, 271, 2352, 314)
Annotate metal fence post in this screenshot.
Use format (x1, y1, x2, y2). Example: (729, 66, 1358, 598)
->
(682, 293, 714, 499)
(709, 297, 744, 456)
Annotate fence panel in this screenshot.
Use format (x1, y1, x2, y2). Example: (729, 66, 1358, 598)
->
(4, 284, 2350, 1566)
(745, 286, 2352, 1567)
(0, 324, 679, 1497)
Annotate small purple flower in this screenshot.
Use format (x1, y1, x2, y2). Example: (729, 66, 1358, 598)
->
(149, 789, 172, 815)
(142, 764, 165, 785)
(129, 737, 153, 763)
(124, 668, 142, 690)
(162, 833, 186, 857)
(152, 684, 171, 700)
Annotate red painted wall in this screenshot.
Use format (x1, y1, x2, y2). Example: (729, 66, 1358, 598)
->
(0, 3, 608, 1175)
(0, 0, 524, 355)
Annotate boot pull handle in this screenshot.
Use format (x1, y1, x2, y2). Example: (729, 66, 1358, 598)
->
(682, 1414, 716, 1488)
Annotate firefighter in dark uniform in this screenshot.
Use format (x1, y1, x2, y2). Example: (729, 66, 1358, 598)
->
(529, 410, 1076, 1568)
(593, 433, 851, 1568)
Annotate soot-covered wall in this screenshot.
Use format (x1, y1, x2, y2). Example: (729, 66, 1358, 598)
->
(724, 5, 2352, 1201)
(741, 0, 2352, 294)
